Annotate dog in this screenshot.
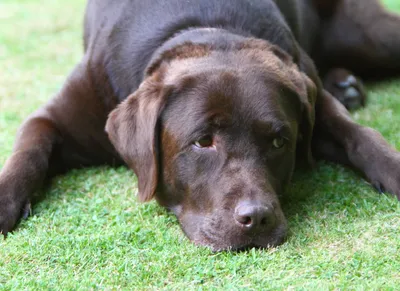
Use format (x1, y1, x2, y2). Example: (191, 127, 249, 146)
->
(1, 0, 400, 251)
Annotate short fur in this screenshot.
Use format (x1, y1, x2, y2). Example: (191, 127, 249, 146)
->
(1, 0, 400, 251)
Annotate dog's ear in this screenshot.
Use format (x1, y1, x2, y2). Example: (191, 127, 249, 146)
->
(251, 42, 317, 167)
(278, 55, 317, 167)
(276, 49, 317, 168)
(105, 75, 169, 202)
(296, 73, 317, 168)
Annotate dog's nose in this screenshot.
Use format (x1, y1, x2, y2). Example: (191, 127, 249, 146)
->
(234, 201, 276, 231)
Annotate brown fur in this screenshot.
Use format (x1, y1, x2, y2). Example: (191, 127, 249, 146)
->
(1, 0, 400, 251)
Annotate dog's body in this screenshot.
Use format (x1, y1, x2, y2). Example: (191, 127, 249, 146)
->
(1, 0, 400, 250)
(86, 0, 315, 97)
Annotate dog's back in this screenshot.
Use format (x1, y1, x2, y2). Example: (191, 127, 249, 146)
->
(84, 0, 319, 100)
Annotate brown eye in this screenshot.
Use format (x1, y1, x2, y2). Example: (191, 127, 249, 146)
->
(194, 136, 214, 148)
(272, 137, 285, 149)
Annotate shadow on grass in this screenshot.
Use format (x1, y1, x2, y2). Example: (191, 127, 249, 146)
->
(280, 160, 398, 227)
(11, 159, 397, 250)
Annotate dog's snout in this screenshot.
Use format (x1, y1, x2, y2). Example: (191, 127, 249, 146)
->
(234, 201, 276, 231)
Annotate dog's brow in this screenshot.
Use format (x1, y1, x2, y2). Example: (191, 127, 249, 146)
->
(253, 120, 291, 136)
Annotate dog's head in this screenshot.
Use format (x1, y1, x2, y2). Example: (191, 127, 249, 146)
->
(106, 39, 316, 251)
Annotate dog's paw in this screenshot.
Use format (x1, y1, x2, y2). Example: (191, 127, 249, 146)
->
(323, 68, 366, 111)
(0, 199, 31, 237)
(0, 179, 31, 236)
(367, 154, 400, 201)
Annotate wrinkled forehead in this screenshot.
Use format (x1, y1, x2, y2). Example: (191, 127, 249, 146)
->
(161, 68, 301, 139)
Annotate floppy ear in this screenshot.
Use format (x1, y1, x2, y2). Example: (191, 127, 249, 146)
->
(277, 48, 317, 168)
(296, 73, 317, 168)
(257, 42, 317, 168)
(105, 76, 169, 202)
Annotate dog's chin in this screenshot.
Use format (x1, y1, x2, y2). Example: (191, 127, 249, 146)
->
(196, 226, 288, 252)
(178, 212, 288, 252)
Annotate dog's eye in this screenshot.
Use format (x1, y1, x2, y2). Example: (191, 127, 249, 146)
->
(272, 137, 285, 149)
(194, 136, 214, 148)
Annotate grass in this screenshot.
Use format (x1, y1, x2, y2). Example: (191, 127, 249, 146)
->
(0, 0, 400, 289)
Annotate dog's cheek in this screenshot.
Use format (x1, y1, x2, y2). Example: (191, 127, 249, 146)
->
(268, 151, 296, 193)
(174, 153, 216, 210)
(157, 152, 191, 208)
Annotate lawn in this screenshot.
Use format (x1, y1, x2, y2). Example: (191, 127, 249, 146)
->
(1, 0, 400, 289)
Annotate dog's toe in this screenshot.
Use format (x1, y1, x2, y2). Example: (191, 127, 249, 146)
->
(342, 86, 363, 110)
(21, 201, 32, 220)
(324, 69, 367, 111)
(372, 181, 386, 194)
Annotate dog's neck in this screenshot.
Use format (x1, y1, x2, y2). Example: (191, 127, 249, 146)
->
(145, 27, 249, 75)
(145, 27, 299, 78)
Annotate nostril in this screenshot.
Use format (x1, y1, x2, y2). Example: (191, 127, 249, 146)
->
(237, 216, 252, 226)
(234, 201, 276, 230)
(260, 217, 267, 226)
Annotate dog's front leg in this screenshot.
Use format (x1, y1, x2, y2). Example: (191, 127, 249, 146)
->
(313, 89, 400, 199)
(0, 110, 62, 235)
(0, 59, 117, 235)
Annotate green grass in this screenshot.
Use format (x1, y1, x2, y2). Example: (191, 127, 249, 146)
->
(1, 0, 400, 289)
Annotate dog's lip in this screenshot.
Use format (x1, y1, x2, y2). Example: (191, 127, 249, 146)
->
(168, 204, 183, 216)
(199, 237, 285, 252)
(193, 223, 287, 252)
(177, 206, 288, 251)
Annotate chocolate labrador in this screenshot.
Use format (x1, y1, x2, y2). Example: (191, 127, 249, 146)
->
(1, 0, 400, 251)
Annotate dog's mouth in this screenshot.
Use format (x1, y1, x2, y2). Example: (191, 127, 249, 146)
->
(193, 226, 287, 252)
(180, 212, 288, 252)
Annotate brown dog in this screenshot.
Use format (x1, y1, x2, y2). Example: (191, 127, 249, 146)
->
(1, 0, 400, 251)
